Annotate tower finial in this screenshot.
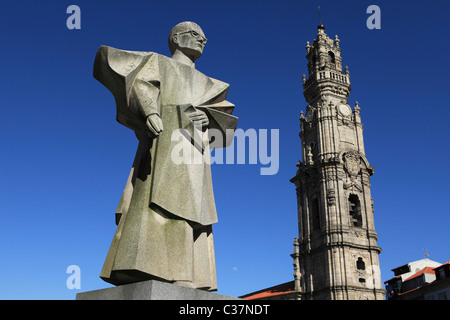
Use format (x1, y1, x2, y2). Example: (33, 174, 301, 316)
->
(318, 5, 321, 25)
(317, 5, 325, 31)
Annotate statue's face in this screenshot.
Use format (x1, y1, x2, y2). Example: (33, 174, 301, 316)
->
(174, 25, 207, 60)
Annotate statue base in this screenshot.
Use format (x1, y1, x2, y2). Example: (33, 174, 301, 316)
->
(76, 279, 240, 300)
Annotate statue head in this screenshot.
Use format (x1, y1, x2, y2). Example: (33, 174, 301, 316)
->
(168, 21, 207, 61)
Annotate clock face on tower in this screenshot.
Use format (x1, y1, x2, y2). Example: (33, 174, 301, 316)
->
(338, 104, 352, 116)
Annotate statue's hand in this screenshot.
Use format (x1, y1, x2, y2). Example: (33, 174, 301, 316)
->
(146, 114, 163, 138)
(188, 108, 209, 128)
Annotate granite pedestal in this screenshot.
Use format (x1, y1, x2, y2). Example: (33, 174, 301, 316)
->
(76, 279, 240, 300)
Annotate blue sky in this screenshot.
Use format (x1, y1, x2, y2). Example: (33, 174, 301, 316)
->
(0, 0, 449, 299)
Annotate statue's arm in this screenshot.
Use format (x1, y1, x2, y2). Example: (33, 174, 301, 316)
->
(129, 78, 163, 137)
(93, 46, 163, 135)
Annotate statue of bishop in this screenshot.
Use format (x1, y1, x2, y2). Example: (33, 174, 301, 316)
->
(93, 21, 238, 291)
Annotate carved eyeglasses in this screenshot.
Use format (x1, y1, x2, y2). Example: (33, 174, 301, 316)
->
(177, 30, 207, 44)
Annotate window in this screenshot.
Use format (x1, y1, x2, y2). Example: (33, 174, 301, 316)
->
(357, 258, 366, 271)
(311, 198, 321, 231)
(328, 51, 335, 63)
(438, 292, 448, 300)
(349, 194, 363, 227)
(393, 265, 410, 276)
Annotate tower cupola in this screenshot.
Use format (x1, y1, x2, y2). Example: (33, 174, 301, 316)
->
(303, 25, 351, 105)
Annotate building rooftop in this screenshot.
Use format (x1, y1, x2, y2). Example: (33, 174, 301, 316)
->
(240, 281, 295, 300)
(385, 259, 450, 300)
(404, 266, 436, 282)
(434, 261, 450, 269)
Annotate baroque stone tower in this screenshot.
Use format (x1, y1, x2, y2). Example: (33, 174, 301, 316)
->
(290, 25, 385, 300)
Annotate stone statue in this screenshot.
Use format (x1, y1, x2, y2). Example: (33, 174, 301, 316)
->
(93, 21, 238, 291)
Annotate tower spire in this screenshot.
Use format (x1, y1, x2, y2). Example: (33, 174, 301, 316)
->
(317, 5, 325, 30)
(318, 5, 322, 25)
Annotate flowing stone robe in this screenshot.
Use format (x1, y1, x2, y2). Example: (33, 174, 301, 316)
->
(93, 46, 238, 290)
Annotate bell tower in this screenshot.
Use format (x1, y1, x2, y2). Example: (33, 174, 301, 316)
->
(290, 25, 385, 300)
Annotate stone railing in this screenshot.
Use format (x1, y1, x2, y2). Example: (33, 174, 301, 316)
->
(316, 70, 349, 83)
